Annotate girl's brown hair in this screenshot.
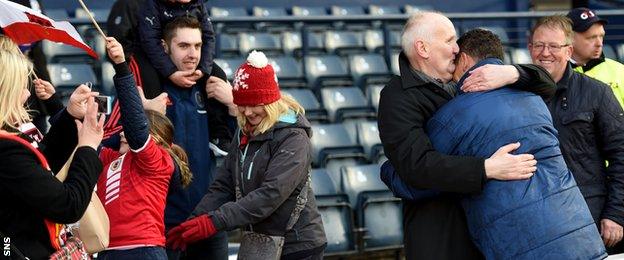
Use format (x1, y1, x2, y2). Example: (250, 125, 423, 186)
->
(145, 109, 193, 187)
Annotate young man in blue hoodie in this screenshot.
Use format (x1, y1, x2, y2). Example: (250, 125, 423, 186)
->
(160, 16, 236, 259)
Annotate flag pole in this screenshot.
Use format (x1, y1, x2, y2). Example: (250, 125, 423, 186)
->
(76, 0, 106, 40)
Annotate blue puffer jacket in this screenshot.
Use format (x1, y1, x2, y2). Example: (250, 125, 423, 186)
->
(432, 59, 605, 259)
(384, 58, 606, 259)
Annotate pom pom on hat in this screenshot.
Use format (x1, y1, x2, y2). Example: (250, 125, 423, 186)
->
(232, 50, 281, 106)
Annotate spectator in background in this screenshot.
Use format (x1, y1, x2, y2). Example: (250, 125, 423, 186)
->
(96, 37, 191, 260)
(159, 16, 236, 260)
(378, 11, 557, 260)
(529, 15, 624, 253)
(0, 48, 104, 259)
(167, 50, 327, 260)
(567, 7, 624, 108)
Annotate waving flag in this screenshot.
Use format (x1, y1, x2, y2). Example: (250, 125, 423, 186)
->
(0, 0, 97, 58)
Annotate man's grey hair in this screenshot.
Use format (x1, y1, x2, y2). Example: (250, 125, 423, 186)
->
(401, 11, 447, 57)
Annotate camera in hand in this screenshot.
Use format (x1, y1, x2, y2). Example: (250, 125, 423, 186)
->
(94, 95, 112, 115)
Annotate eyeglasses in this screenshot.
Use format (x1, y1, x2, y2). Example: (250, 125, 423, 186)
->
(530, 42, 570, 54)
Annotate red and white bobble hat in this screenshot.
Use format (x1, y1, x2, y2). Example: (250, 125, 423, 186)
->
(232, 50, 281, 106)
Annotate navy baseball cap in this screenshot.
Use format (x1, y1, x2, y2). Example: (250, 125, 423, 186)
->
(566, 8, 608, 32)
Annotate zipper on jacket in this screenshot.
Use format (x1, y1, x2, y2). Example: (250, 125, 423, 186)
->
(247, 150, 261, 180)
(240, 143, 249, 192)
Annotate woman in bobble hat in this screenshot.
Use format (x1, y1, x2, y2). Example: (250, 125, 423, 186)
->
(167, 50, 327, 259)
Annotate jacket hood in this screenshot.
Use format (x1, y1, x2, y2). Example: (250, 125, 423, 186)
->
(273, 110, 312, 138)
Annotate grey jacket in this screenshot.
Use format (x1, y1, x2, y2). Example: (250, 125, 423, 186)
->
(192, 112, 327, 255)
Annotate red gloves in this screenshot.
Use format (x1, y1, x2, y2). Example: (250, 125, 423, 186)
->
(166, 214, 218, 250)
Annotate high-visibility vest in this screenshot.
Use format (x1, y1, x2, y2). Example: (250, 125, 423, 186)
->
(574, 58, 624, 108)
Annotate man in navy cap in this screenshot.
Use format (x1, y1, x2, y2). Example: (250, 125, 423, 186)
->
(567, 7, 624, 108)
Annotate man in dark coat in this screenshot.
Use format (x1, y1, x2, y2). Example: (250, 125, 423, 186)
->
(378, 11, 556, 259)
(529, 15, 624, 253)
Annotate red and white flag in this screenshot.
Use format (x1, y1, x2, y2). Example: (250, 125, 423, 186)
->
(0, 0, 97, 58)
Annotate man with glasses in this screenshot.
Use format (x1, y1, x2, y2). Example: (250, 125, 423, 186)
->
(567, 8, 624, 108)
(529, 15, 624, 253)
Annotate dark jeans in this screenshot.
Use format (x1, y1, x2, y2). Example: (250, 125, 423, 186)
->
(98, 246, 167, 260)
(166, 231, 228, 260)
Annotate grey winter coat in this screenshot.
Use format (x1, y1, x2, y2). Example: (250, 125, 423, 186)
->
(192, 111, 327, 255)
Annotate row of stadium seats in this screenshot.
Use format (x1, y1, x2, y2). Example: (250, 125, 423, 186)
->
(311, 163, 403, 255)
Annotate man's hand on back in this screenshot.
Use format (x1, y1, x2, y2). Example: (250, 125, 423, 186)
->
(485, 142, 537, 180)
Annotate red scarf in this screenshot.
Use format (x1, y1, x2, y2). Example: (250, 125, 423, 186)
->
(239, 123, 256, 149)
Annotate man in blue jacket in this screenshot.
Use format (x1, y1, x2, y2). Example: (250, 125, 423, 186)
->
(160, 16, 236, 259)
(385, 28, 606, 259)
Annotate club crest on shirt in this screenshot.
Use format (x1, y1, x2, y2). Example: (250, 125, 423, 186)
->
(110, 157, 122, 172)
(195, 90, 207, 114)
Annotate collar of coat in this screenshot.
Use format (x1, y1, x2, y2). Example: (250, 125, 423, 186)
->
(556, 62, 575, 91)
(571, 52, 606, 72)
(398, 51, 444, 89)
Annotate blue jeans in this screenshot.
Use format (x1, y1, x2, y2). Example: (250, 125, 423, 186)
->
(166, 231, 228, 260)
(98, 246, 167, 260)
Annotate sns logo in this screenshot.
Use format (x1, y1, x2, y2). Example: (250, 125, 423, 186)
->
(3, 236, 9, 256)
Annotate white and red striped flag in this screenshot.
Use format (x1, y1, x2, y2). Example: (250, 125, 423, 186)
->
(0, 0, 97, 58)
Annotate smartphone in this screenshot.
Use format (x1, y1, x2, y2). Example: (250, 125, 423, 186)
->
(94, 95, 112, 115)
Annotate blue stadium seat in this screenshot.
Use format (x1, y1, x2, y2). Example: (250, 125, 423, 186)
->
(616, 43, 624, 63)
(316, 203, 357, 256)
(209, 7, 251, 33)
(238, 32, 282, 55)
(366, 85, 383, 112)
(44, 9, 69, 20)
(281, 88, 328, 122)
(281, 31, 325, 56)
(268, 56, 306, 88)
(319, 87, 376, 122)
(304, 55, 353, 89)
(100, 62, 115, 96)
(356, 121, 383, 162)
(48, 63, 98, 98)
(252, 6, 291, 32)
(310, 123, 366, 168)
(390, 52, 400, 75)
(292, 6, 327, 16)
(340, 164, 403, 251)
(75, 8, 110, 23)
(404, 4, 434, 14)
(311, 168, 342, 196)
(216, 33, 239, 58)
(324, 31, 366, 55)
(368, 5, 401, 15)
(330, 5, 369, 30)
(42, 41, 94, 64)
(348, 53, 391, 89)
(509, 48, 531, 64)
(214, 57, 245, 81)
(364, 30, 401, 53)
(603, 44, 617, 61)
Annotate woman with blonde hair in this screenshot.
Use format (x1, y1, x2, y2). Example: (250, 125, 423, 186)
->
(167, 50, 327, 260)
(0, 49, 105, 258)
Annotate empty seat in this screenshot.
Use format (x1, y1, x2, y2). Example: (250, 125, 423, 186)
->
(281, 88, 328, 122)
(509, 48, 531, 64)
(310, 123, 366, 168)
(216, 33, 239, 58)
(356, 121, 383, 161)
(209, 7, 250, 33)
(330, 5, 369, 30)
(48, 63, 98, 97)
(364, 30, 401, 53)
(340, 164, 402, 251)
(75, 8, 110, 23)
(292, 6, 327, 16)
(404, 4, 434, 14)
(252, 6, 291, 32)
(324, 31, 366, 55)
(368, 5, 401, 15)
(282, 31, 325, 56)
(304, 55, 353, 89)
(238, 32, 282, 55)
(603, 44, 617, 61)
(348, 53, 391, 89)
(311, 168, 341, 197)
(100, 62, 115, 96)
(366, 85, 383, 111)
(320, 87, 376, 122)
(268, 56, 306, 88)
(214, 58, 245, 81)
(477, 26, 509, 45)
(42, 41, 94, 63)
(390, 52, 400, 75)
(44, 9, 69, 20)
(317, 202, 357, 256)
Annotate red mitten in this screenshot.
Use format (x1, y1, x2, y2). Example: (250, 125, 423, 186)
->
(166, 215, 218, 250)
(166, 224, 187, 250)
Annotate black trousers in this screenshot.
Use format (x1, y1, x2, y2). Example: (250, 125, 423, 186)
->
(403, 196, 484, 260)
